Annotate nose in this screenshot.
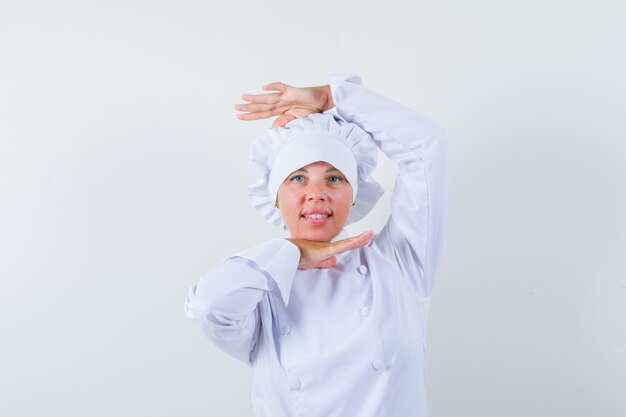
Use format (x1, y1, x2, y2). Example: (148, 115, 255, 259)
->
(305, 182, 327, 201)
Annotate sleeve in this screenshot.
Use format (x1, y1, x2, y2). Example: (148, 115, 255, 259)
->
(184, 238, 301, 366)
(323, 73, 449, 297)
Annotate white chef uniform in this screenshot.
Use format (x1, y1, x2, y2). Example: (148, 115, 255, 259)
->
(184, 73, 449, 417)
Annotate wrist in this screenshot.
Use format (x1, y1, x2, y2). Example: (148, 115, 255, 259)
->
(317, 85, 335, 112)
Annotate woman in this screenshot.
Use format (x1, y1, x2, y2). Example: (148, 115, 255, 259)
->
(184, 73, 449, 417)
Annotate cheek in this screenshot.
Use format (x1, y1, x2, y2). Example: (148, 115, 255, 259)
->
(278, 192, 301, 221)
(340, 186, 354, 204)
(334, 190, 353, 215)
(280, 191, 298, 207)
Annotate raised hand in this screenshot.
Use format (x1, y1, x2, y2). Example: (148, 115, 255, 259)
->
(286, 231, 374, 269)
(235, 82, 335, 128)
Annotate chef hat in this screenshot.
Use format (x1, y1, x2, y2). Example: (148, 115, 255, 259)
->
(248, 112, 384, 230)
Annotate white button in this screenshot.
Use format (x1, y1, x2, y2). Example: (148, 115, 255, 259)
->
(280, 325, 291, 335)
(360, 306, 371, 316)
(358, 265, 369, 275)
(288, 377, 301, 390)
(372, 359, 385, 371)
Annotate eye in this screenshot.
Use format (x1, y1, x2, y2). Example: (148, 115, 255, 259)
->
(290, 175, 305, 183)
(328, 175, 343, 183)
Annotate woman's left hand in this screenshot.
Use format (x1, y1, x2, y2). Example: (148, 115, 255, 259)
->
(286, 230, 374, 269)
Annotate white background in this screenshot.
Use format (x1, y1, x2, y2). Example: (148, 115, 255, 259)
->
(1, 0, 625, 416)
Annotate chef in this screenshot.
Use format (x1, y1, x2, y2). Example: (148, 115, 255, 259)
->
(184, 73, 449, 417)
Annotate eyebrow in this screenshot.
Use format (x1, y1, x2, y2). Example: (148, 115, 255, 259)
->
(295, 167, 341, 173)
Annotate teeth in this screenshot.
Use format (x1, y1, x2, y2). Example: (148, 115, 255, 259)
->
(304, 214, 329, 219)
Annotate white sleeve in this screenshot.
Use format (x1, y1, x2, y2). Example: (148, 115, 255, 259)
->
(323, 73, 449, 296)
(184, 238, 300, 365)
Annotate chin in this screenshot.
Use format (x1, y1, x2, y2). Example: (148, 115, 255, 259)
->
(292, 228, 338, 242)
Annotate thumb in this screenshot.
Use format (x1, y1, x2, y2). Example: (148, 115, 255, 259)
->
(262, 82, 289, 93)
(300, 256, 337, 270)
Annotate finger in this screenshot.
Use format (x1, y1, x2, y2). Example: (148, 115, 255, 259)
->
(271, 113, 297, 129)
(328, 230, 374, 256)
(241, 92, 282, 105)
(236, 110, 280, 121)
(331, 231, 371, 251)
(356, 230, 375, 245)
(234, 102, 276, 113)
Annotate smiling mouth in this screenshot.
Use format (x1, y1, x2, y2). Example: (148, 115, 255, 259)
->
(302, 214, 331, 219)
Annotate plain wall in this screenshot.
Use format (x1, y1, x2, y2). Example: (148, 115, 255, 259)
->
(1, 0, 625, 416)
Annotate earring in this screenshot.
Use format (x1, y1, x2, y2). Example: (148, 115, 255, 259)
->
(275, 201, 279, 209)
(351, 201, 356, 206)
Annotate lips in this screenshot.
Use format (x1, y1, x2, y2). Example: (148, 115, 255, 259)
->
(301, 210, 332, 224)
(301, 210, 332, 217)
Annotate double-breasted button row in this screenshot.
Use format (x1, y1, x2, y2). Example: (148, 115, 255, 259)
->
(287, 358, 385, 391)
(372, 359, 385, 371)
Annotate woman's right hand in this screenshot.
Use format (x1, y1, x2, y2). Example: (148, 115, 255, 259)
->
(286, 231, 374, 269)
(235, 82, 335, 128)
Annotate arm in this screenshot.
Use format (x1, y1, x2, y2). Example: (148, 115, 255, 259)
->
(184, 238, 300, 365)
(323, 74, 449, 297)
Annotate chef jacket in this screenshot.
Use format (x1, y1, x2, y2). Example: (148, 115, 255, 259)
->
(184, 73, 449, 417)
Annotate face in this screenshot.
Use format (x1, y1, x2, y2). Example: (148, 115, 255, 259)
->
(277, 161, 353, 242)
